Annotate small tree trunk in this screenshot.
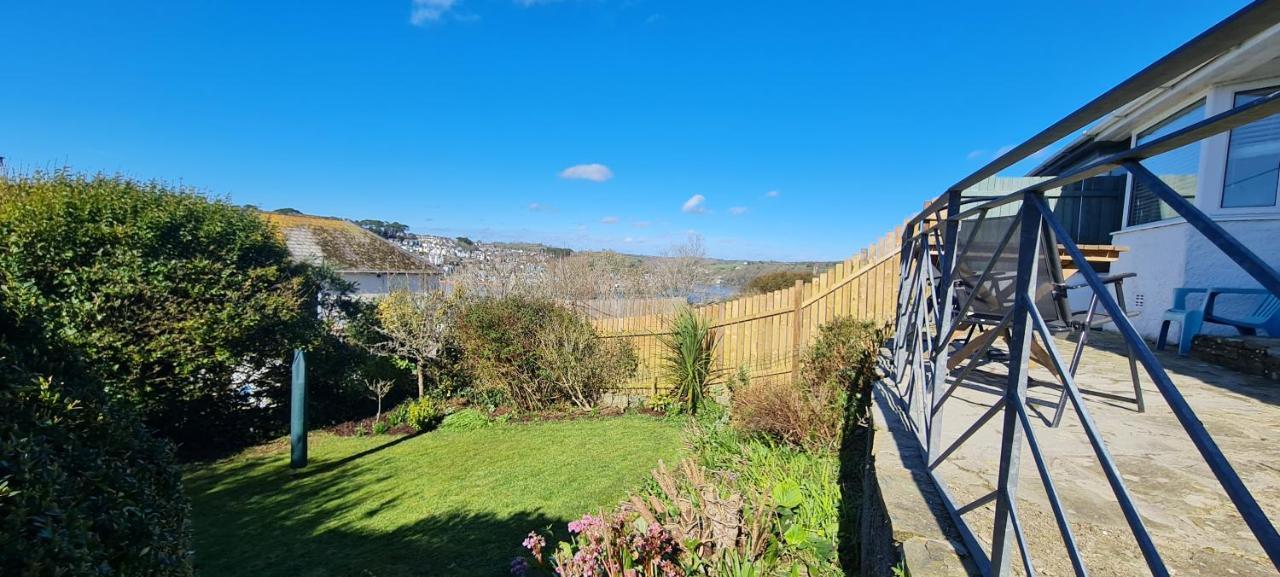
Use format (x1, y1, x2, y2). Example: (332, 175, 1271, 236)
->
(416, 362, 426, 399)
(376, 396, 383, 421)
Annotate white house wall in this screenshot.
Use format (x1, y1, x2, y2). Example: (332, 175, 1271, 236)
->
(1109, 222, 1190, 340)
(342, 273, 439, 299)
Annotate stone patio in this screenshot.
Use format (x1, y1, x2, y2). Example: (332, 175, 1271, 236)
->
(875, 330, 1280, 576)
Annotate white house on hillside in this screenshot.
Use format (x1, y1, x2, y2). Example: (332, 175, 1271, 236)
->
(1031, 23, 1280, 341)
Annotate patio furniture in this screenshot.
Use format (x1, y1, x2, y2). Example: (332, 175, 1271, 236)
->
(947, 211, 1143, 427)
(1158, 287, 1280, 356)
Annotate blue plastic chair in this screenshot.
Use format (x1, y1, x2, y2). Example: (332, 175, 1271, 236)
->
(1158, 287, 1280, 356)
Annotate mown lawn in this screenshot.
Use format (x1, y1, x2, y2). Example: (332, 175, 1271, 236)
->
(185, 416, 684, 577)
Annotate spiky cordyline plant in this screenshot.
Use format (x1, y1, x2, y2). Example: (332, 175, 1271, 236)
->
(660, 307, 721, 415)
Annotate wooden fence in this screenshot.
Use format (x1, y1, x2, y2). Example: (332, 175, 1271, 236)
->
(594, 224, 906, 395)
(573, 297, 686, 320)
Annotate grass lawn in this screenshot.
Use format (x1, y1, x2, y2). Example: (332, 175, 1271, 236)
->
(185, 415, 684, 577)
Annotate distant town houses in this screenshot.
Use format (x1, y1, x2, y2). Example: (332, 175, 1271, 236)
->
(394, 234, 553, 274)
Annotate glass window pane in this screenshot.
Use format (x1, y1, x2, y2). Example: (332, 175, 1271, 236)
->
(1223, 86, 1280, 208)
(1128, 100, 1205, 226)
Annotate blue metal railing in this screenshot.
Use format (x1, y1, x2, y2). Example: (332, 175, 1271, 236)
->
(885, 2, 1280, 575)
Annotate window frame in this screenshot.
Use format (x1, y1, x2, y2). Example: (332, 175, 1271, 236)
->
(1200, 76, 1280, 217)
(1122, 96, 1209, 229)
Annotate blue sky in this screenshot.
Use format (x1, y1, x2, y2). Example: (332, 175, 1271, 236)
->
(1, 1, 1252, 260)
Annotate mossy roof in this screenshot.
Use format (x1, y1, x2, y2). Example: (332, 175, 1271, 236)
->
(261, 212, 434, 272)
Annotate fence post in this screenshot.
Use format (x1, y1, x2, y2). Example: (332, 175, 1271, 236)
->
(791, 279, 805, 383)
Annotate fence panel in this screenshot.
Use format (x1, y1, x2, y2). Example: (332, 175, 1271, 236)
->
(595, 224, 906, 393)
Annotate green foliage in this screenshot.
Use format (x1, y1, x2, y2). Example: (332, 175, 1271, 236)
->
(455, 236, 475, 247)
(372, 420, 391, 435)
(0, 292, 192, 576)
(0, 173, 344, 454)
(691, 424, 842, 573)
(798, 318, 882, 397)
(659, 308, 720, 415)
(733, 318, 881, 450)
(455, 296, 636, 410)
(743, 271, 810, 295)
(406, 397, 444, 431)
(383, 399, 414, 428)
(437, 408, 493, 432)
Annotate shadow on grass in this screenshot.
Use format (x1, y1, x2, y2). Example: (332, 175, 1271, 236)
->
(837, 373, 875, 577)
(186, 445, 564, 577)
(306, 431, 425, 475)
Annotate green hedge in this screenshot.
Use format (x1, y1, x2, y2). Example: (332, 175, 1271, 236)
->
(0, 300, 192, 576)
(0, 173, 343, 455)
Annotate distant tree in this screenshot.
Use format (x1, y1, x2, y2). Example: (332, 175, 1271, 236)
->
(648, 233, 707, 299)
(356, 219, 410, 240)
(272, 207, 303, 214)
(744, 271, 810, 295)
(456, 236, 476, 247)
(0, 173, 342, 454)
(542, 246, 573, 258)
(367, 289, 462, 398)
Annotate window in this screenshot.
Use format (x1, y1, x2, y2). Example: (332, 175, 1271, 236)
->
(1222, 86, 1280, 208)
(1127, 99, 1205, 226)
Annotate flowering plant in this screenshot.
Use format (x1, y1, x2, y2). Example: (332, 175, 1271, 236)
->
(513, 513, 684, 577)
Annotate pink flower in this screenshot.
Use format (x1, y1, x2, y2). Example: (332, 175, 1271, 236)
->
(522, 532, 546, 559)
(567, 513, 603, 534)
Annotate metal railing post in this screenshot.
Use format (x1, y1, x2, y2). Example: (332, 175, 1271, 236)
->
(990, 193, 1043, 576)
(927, 190, 962, 460)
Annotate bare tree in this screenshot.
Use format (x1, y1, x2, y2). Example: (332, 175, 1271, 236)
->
(648, 233, 707, 299)
(367, 289, 461, 398)
(363, 378, 396, 420)
(448, 250, 544, 299)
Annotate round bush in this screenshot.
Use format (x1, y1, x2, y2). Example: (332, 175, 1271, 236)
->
(406, 397, 443, 431)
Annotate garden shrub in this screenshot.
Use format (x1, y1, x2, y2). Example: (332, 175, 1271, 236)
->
(0, 295, 192, 576)
(455, 296, 636, 410)
(660, 308, 720, 415)
(743, 270, 810, 295)
(535, 310, 638, 410)
(732, 318, 880, 450)
(405, 397, 444, 431)
(437, 408, 493, 432)
(0, 173, 345, 455)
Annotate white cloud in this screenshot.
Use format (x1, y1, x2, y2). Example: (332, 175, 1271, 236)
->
(600, 216, 619, 224)
(681, 194, 707, 214)
(765, 189, 780, 198)
(966, 149, 987, 160)
(515, 0, 561, 5)
(559, 163, 614, 182)
(632, 220, 652, 228)
(528, 202, 556, 212)
(410, 0, 457, 25)
(728, 206, 748, 215)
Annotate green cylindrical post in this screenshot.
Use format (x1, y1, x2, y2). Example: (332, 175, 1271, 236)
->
(290, 349, 307, 468)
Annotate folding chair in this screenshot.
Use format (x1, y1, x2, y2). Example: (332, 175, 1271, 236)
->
(947, 207, 1143, 428)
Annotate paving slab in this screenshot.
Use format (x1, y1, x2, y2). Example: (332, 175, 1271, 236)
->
(885, 331, 1279, 576)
